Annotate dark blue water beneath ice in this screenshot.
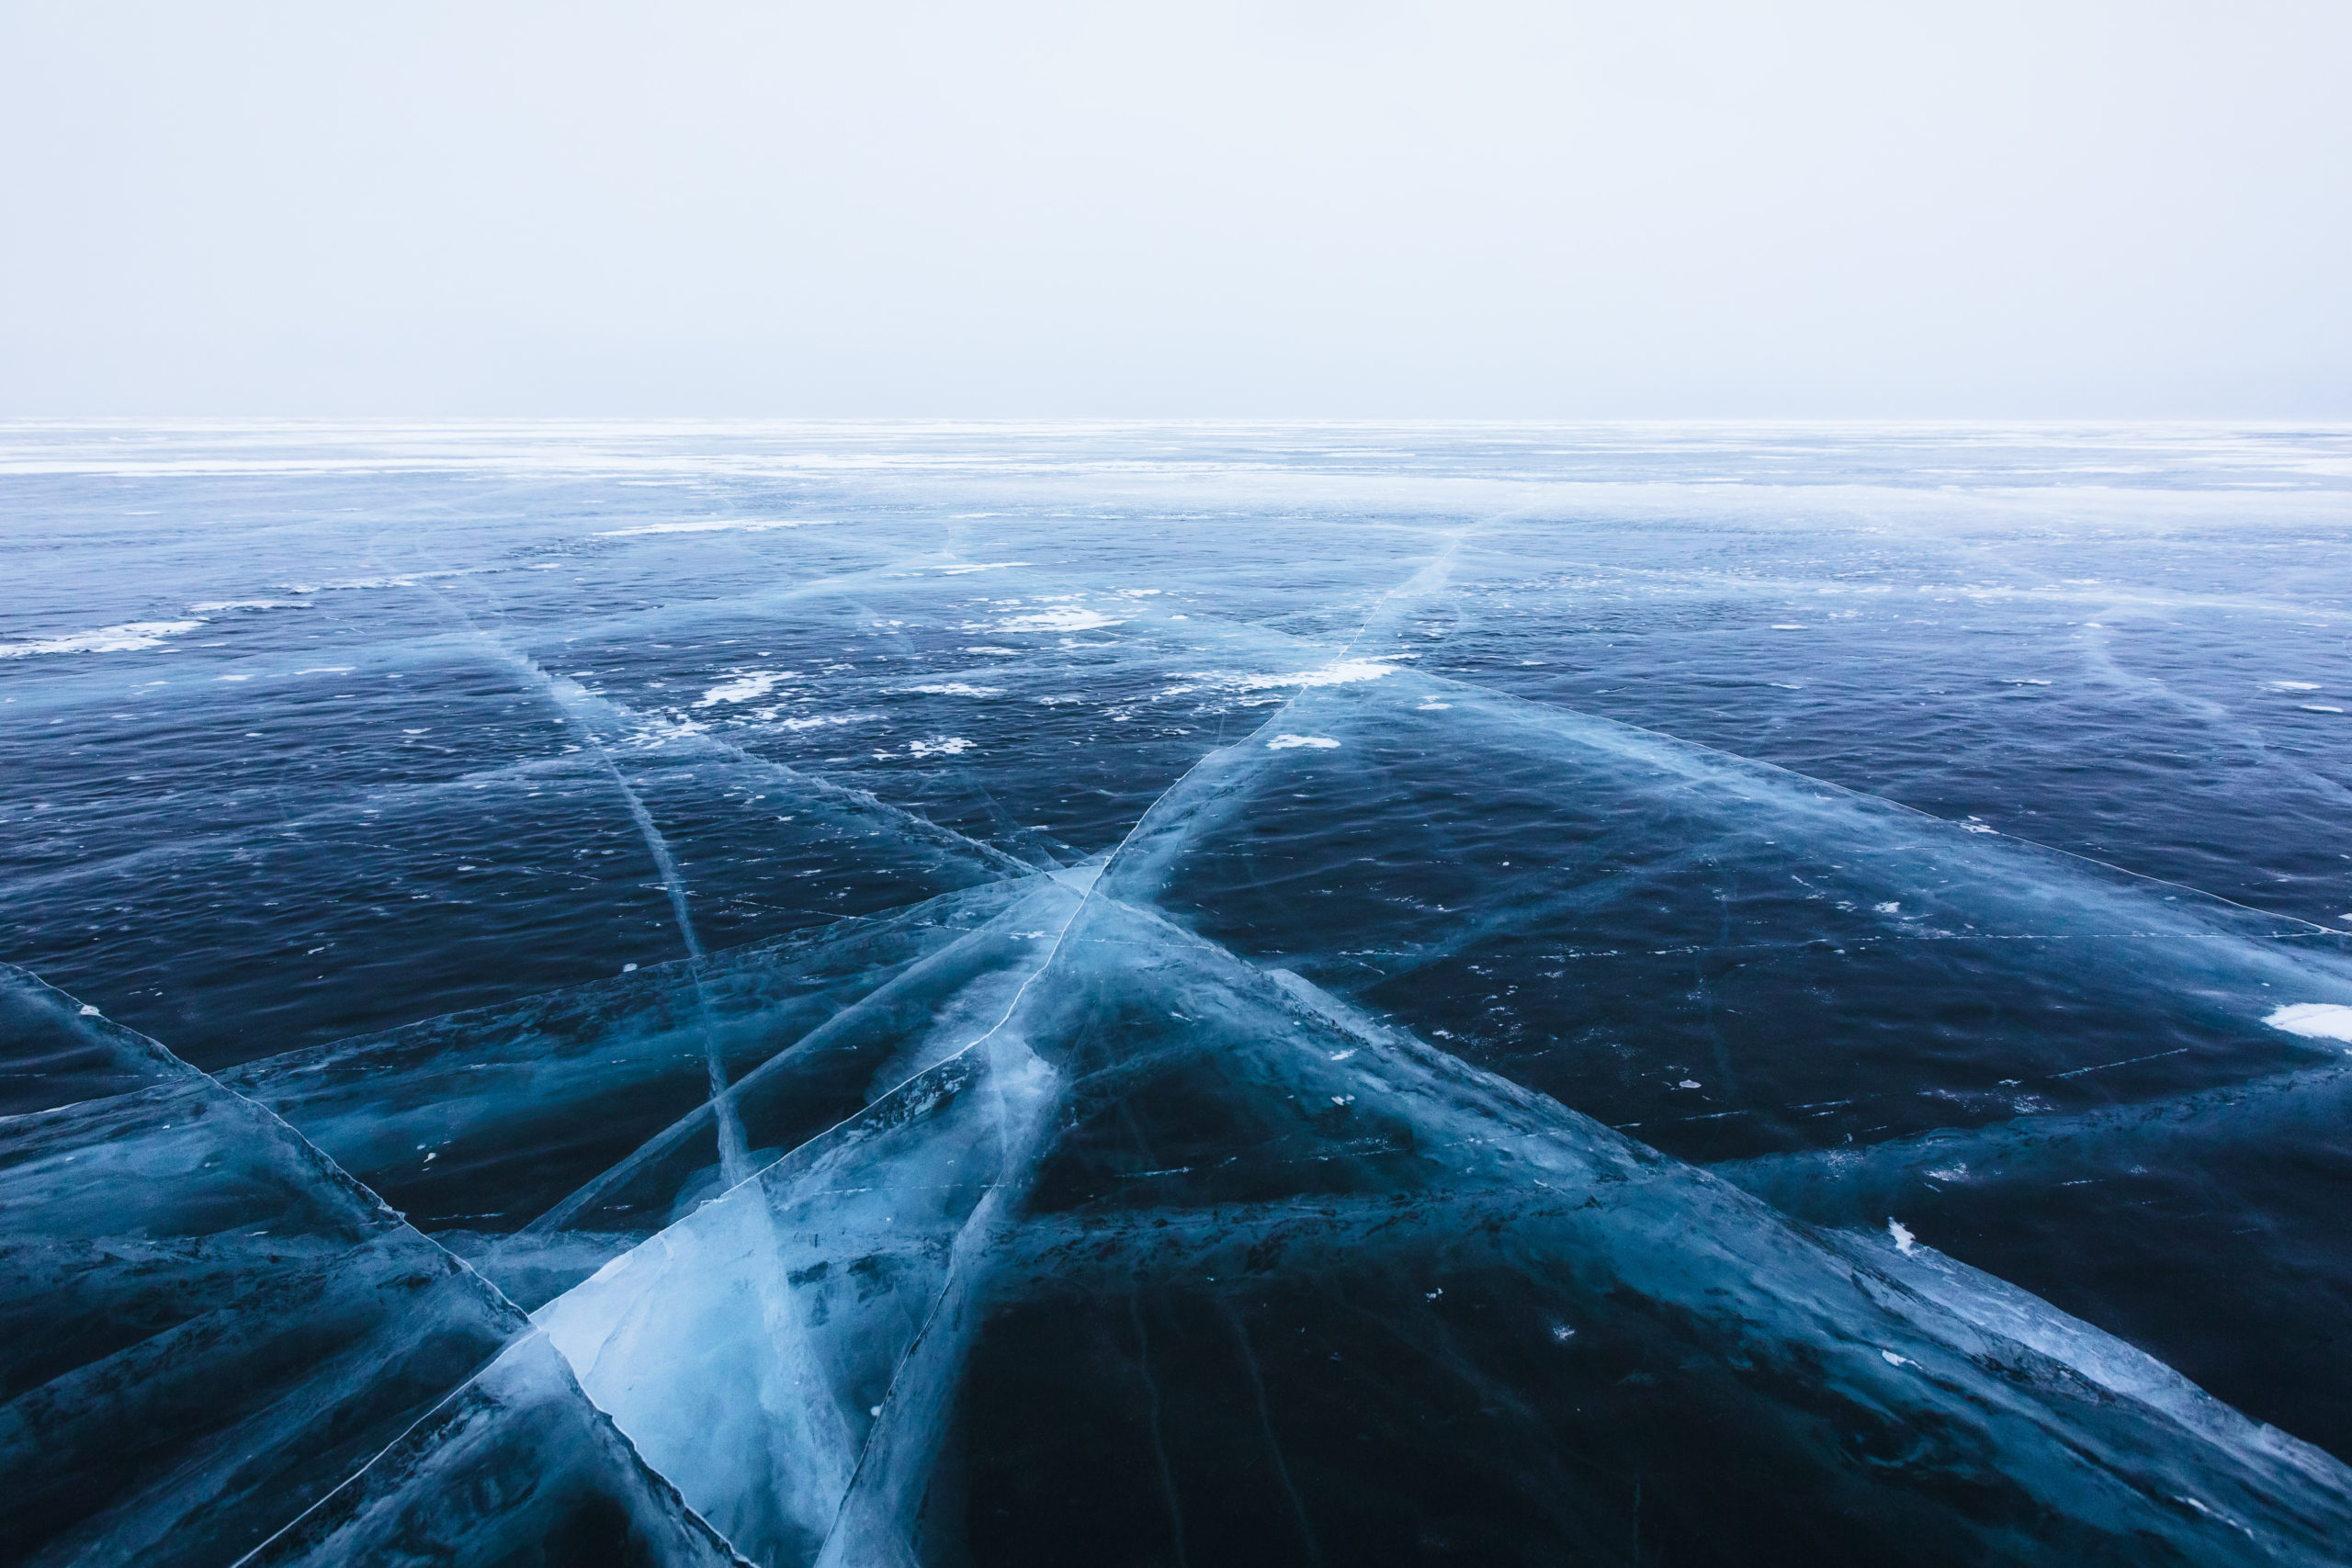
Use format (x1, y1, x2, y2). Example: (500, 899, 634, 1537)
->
(6, 421, 2352, 1567)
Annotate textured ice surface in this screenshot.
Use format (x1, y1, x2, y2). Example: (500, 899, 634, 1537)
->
(0, 964, 734, 1568)
(222, 877, 1041, 1298)
(6, 421, 2352, 1563)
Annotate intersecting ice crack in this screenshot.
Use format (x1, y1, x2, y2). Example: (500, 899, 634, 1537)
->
(0, 962, 750, 1568)
(401, 537, 2352, 1564)
(752, 534, 1494, 1554)
(793, 544, 1484, 1563)
(517, 887, 2352, 1567)
(481, 536, 1466, 1558)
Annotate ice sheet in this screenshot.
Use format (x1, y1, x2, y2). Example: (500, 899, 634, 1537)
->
(9, 420, 2352, 1564)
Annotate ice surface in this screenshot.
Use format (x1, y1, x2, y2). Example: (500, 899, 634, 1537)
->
(496, 882, 2352, 1565)
(0, 964, 727, 1568)
(738, 890, 2352, 1565)
(1110, 661, 2352, 1163)
(1713, 1060, 2352, 1451)
(6, 421, 2352, 1563)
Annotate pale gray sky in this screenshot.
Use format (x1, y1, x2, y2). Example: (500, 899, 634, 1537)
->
(3, 2, 2345, 416)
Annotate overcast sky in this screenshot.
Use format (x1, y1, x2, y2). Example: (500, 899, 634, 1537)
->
(2, 2, 2345, 417)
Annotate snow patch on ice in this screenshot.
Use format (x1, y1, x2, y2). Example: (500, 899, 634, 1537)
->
(780, 713, 878, 730)
(1268, 734, 1341, 750)
(622, 714, 709, 747)
(989, 608, 1125, 633)
(1, 619, 205, 656)
(892, 683, 1004, 697)
(281, 575, 420, 592)
(1888, 1217, 1917, 1256)
(595, 519, 834, 536)
(2267, 1002, 2352, 1043)
(1235, 658, 1399, 691)
(696, 671, 792, 706)
(908, 737, 973, 757)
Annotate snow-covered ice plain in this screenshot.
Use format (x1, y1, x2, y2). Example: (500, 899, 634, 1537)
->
(6, 420, 2352, 1565)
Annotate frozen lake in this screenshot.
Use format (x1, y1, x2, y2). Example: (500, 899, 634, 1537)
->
(6, 421, 2352, 1565)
